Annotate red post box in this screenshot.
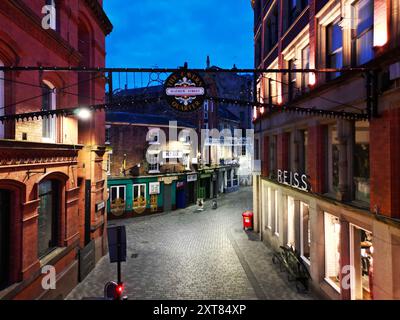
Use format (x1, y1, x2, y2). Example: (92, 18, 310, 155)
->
(242, 211, 253, 230)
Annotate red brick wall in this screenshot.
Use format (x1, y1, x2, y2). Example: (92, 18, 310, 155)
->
(277, 132, 290, 171)
(370, 108, 400, 218)
(307, 124, 326, 193)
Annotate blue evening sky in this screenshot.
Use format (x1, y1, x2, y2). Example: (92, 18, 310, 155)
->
(104, 1, 254, 70)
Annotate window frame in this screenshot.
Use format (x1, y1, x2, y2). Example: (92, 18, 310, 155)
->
(42, 81, 57, 143)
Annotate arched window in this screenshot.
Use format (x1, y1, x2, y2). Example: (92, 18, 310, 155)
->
(0, 59, 4, 139)
(42, 81, 56, 142)
(37, 180, 60, 258)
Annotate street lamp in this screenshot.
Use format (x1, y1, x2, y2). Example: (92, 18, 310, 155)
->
(76, 108, 91, 120)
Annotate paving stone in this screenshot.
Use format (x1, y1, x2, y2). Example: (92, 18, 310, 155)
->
(66, 187, 316, 300)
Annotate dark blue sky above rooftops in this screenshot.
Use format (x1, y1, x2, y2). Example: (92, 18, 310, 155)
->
(104, 1, 254, 70)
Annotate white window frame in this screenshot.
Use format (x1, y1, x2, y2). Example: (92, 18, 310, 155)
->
(148, 153, 160, 173)
(110, 185, 126, 202)
(133, 183, 147, 208)
(42, 80, 56, 143)
(0, 59, 4, 139)
(300, 202, 311, 265)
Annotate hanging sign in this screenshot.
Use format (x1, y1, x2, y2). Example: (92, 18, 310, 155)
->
(164, 70, 206, 112)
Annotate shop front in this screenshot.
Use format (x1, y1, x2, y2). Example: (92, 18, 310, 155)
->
(256, 175, 399, 300)
(198, 173, 211, 200)
(158, 175, 177, 212)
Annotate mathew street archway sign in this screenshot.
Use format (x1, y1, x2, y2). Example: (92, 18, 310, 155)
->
(164, 70, 206, 112)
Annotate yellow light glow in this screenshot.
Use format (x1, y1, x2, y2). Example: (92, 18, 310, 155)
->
(309, 72, 316, 86)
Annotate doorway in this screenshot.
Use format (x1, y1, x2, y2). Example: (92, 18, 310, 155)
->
(0, 189, 10, 290)
(163, 184, 172, 211)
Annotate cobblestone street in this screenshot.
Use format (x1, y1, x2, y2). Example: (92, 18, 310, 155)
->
(67, 187, 316, 300)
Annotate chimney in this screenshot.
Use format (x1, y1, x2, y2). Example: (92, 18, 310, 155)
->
(206, 55, 210, 69)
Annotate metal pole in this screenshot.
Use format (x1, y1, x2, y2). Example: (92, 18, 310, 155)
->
(117, 226, 122, 285)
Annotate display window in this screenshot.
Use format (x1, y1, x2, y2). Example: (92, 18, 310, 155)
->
(300, 202, 310, 263)
(274, 190, 279, 235)
(287, 196, 295, 248)
(267, 188, 273, 229)
(324, 212, 341, 292)
(350, 225, 373, 300)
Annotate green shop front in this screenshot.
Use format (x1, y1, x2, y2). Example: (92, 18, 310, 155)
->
(107, 176, 165, 220)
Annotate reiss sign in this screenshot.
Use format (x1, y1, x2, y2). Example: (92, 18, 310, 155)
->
(277, 169, 310, 192)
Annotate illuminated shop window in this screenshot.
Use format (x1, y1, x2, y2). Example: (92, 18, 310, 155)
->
(300, 202, 310, 263)
(274, 190, 279, 235)
(267, 187, 273, 229)
(324, 212, 341, 292)
(353, 121, 370, 203)
(287, 196, 295, 248)
(350, 225, 373, 300)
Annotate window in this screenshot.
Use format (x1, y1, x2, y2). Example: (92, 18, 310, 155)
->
(287, 196, 295, 247)
(327, 125, 339, 193)
(110, 186, 125, 203)
(38, 180, 59, 258)
(148, 154, 160, 173)
(324, 212, 341, 292)
(300, 129, 308, 174)
(267, 188, 273, 229)
(301, 45, 310, 91)
(105, 125, 111, 144)
(327, 20, 343, 79)
(352, 0, 374, 65)
(255, 138, 259, 160)
(42, 81, 56, 142)
(288, 0, 297, 25)
(353, 121, 370, 202)
(255, 36, 262, 67)
(270, 135, 277, 177)
(0, 59, 4, 139)
(274, 190, 279, 235)
(300, 202, 310, 263)
(148, 129, 160, 144)
(106, 152, 112, 176)
(233, 169, 238, 186)
(204, 100, 209, 120)
(133, 184, 146, 209)
(288, 59, 297, 101)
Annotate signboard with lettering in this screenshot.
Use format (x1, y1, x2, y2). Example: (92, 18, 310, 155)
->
(164, 70, 206, 112)
(95, 201, 105, 212)
(162, 150, 183, 159)
(149, 182, 160, 195)
(277, 170, 310, 192)
(158, 176, 178, 185)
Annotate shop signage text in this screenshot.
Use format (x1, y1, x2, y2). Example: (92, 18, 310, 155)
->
(164, 70, 206, 112)
(158, 176, 178, 185)
(95, 201, 105, 212)
(277, 170, 310, 192)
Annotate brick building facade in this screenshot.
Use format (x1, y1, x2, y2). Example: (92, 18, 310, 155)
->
(252, 0, 400, 299)
(0, 0, 112, 299)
